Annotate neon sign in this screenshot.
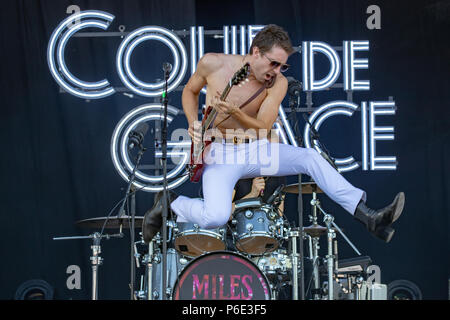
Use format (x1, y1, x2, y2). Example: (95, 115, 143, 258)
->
(48, 10, 398, 190)
(47, 10, 116, 99)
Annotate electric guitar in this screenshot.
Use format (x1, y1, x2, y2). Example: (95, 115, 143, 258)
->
(188, 63, 250, 182)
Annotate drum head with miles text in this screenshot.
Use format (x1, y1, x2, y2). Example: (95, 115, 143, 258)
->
(173, 251, 271, 300)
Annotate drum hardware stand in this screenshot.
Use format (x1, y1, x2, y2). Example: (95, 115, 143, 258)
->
(147, 232, 165, 300)
(297, 178, 305, 300)
(314, 203, 362, 300)
(305, 234, 321, 299)
(323, 214, 336, 300)
(288, 228, 301, 300)
(316, 205, 362, 257)
(355, 276, 364, 300)
(133, 234, 146, 300)
(308, 191, 323, 300)
(311, 192, 319, 299)
(133, 237, 141, 269)
(140, 237, 156, 300)
(270, 285, 278, 300)
(53, 232, 123, 300)
(307, 234, 322, 299)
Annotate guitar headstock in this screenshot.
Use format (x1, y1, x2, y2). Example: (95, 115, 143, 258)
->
(230, 63, 250, 87)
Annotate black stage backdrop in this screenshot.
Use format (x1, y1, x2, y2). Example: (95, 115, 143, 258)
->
(0, 0, 448, 300)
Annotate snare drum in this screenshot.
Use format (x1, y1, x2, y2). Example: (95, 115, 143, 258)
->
(174, 222, 226, 257)
(232, 198, 282, 255)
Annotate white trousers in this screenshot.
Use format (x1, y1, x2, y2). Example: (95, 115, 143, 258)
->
(171, 139, 366, 229)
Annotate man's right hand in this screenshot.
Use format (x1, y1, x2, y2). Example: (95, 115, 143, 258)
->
(189, 121, 202, 144)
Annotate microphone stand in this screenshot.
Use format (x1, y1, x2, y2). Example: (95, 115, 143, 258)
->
(161, 65, 170, 300)
(288, 92, 305, 300)
(117, 146, 146, 300)
(303, 115, 340, 173)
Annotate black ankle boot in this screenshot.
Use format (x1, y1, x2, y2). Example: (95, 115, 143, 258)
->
(354, 192, 405, 243)
(142, 190, 178, 243)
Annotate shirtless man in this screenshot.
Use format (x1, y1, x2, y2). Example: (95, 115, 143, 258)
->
(143, 25, 405, 244)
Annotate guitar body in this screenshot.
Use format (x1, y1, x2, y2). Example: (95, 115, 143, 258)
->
(187, 63, 250, 183)
(188, 106, 214, 183)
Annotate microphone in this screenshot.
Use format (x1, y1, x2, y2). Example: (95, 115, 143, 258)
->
(128, 122, 149, 150)
(163, 62, 172, 74)
(267, 184, 285, 205)
(286, 76, 302, 97)
(286, 77, 303, 146)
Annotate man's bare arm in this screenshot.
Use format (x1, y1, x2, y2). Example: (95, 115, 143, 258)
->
(255, 76, 288, 129)
(182, 53, 223, 126)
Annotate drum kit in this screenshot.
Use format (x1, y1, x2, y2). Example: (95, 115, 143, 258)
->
(136, 194, 293, 301)
(53, 178, 380, 301)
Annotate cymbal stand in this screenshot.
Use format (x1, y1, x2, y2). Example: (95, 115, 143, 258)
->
(289, 227, 301, 300)
(316, 204, 362, 257)
(315, 203, 362, 300)
(146, 237, 156, 300)
(323, 214, 336, 300)
(53, 232, 123, 300)
(309, 191, 322, 300)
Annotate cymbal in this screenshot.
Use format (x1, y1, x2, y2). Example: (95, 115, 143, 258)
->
(303, 224, 341, 237)
(303, 224, 328, 237)
(283, 182, 323, 194)
(75, 216, 144, 229)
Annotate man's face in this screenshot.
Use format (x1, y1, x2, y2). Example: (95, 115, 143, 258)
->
(251, 45, 289, 83)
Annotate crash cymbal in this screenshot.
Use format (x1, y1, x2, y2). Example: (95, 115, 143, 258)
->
(283, 182, 323, 194)
(75, 216, 144, 229)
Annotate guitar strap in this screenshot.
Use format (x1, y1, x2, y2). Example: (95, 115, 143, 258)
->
(215, 76, 275, 129)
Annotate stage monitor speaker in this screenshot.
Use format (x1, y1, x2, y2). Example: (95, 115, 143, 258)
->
(14, 279, 54, 300)
(387, 279, 422, 300)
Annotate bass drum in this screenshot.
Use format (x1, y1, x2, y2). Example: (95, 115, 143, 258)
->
(173, 251, 271, 300)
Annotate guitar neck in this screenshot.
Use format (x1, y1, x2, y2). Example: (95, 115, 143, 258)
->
(202, 80, 233, 131)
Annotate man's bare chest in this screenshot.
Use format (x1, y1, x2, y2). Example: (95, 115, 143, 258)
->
(206, 76, 266, 116)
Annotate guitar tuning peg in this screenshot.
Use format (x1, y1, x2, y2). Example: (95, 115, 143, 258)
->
(238, 84, 242, 87)
(245, 78, 250, 82)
